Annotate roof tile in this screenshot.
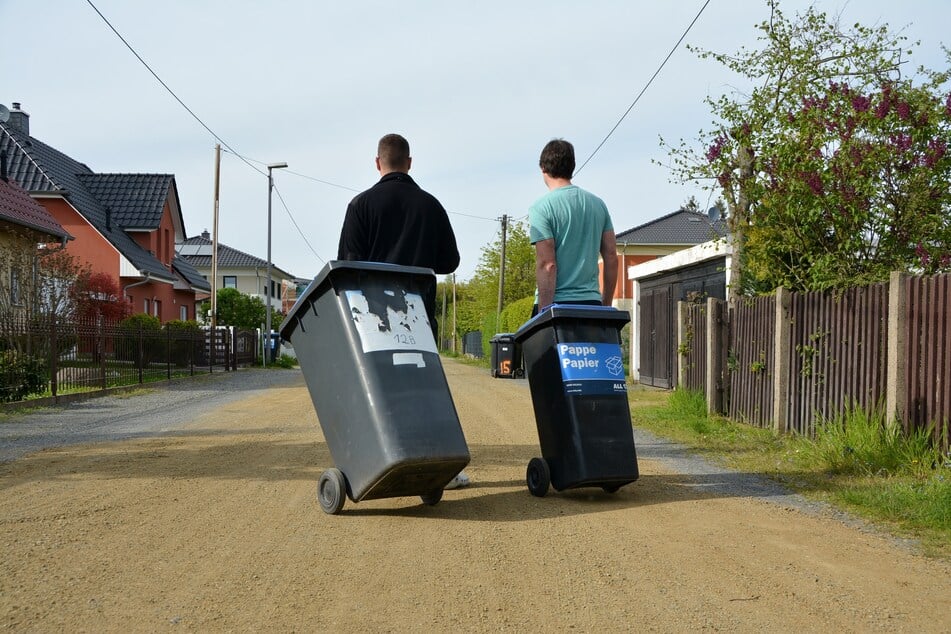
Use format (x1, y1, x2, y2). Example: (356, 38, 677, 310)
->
(0, 177, 70, 239)
(616, 209, 727, 245)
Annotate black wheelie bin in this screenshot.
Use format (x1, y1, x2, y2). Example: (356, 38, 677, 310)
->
(513, 304, 638, 497)
(489, 333, 523, 379)
(280, 261, 470, 514)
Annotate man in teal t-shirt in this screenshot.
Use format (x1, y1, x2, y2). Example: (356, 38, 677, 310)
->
(528, 138, 618, 313)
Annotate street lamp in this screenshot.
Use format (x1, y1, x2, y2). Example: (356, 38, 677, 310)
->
(265, 161, 288, 366)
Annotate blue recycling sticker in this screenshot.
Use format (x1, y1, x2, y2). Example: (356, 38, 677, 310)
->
(557, 342, 627, 395)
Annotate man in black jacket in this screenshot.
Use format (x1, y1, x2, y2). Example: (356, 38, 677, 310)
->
(338, 133, 459, 321)
(337, 133, 469, 489)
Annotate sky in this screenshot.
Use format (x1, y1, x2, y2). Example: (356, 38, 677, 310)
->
(3, 1, 949, 282)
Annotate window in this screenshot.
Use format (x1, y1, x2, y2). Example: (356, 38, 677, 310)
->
(153, 300, 161, 317)
(10, 268, 20, 305)
(144, 298, 151, 314)
(224, 276, 237, 289)
(180, 305, 188, 321)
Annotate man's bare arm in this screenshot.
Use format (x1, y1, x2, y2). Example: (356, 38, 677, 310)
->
(535, 238, 557, 309)
(600, 230, 618, 306)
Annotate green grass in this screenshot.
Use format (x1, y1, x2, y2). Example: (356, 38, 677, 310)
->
(254, 353, 299, 368)
(631, 387, 951, 559)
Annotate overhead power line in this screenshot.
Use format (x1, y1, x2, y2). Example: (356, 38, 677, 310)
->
(85, 0, 264, 177)
(271, 183, 326, 265)
(576, 0, 712, 176)
(88, 0, 501, 255)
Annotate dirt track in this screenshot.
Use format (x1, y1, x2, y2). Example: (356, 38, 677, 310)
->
(2, 360, 950, 632)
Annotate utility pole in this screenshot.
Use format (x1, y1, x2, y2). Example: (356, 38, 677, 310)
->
(452, 273, 457, 354)
(210, 144, 221, 328)
(440, 279, 447, 351)
(496, 213, 508, 329)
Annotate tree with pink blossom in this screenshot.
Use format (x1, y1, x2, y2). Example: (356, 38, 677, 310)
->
(663, 1, 951, 298)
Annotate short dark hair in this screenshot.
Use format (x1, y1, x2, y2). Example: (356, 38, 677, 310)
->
(539, 139, 575, 179)
(378, 134, 411, 171)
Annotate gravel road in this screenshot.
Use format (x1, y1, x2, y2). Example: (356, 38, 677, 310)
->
(1, 362, 949, 632)
(0, 368, 856, 518)
(0, 370, 299, 463)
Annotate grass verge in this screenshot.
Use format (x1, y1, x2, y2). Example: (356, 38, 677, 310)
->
(630, 387, 951, 559)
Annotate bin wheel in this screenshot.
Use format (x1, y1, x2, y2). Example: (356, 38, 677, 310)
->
(526, 457, 550, 497)
(514, 368, 525, 379)
(602, 484, 621, 494)
(420, 490, 443, 506)
(317, 468, 346, 515)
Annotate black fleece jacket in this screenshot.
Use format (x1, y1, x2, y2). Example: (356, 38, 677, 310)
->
(337, 172, 460, 274)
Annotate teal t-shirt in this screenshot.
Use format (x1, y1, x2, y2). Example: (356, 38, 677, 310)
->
(528, 185, 613, 302)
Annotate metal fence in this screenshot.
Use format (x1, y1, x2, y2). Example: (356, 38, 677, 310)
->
(904, 273, 951, 446)
(680, 303, 707, 391)
(729, 295, 776, 429)
(0, 314, 259, 404)
(786, 283, 889, 437)
(677, 272, 950, 449)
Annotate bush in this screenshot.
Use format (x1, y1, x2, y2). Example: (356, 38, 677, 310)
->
(0, 350, 47, 402)
(500, 296, 535, 333)
(117, 314, 162, 365)
(163, 320, 203, 367)
(479, 296, 535, 360)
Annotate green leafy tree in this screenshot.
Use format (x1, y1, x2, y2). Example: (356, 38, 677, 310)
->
(663, 1, 951, 295)
(439, 277, 478, 346)
(466, 220, 536, 324)
(203, 288, 267, 330)
(434, 221, 537, 352)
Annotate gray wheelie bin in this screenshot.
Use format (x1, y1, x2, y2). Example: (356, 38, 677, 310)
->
(514, 304, 638, 497)
(280, 261, 470, 514)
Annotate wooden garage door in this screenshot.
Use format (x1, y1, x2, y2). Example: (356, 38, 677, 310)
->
(639, 285, 671, 388)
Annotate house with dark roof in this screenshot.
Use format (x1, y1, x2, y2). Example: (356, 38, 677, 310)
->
(615, 208, 732, 389)
(177, 231, 297, 317)
(0, 149, 72, 315)
(0, 102, 210, 322)
(611, 208, 727, 311)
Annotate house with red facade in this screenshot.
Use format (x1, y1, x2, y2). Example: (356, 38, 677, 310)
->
(0, 103, 209, 321)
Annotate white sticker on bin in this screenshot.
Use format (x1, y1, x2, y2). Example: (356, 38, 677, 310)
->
(393, 352, 426, 367)
(345, 289, 438, 354)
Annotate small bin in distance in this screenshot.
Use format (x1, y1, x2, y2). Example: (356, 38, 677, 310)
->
(514, 304, 638, 496)
(280, 261, 470, 513)
(489, 333, 523, 379)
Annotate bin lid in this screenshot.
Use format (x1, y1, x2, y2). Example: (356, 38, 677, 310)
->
(513, 304, 630, 343)
(280, 260, 436, 342)
(489, 333, 516, 343)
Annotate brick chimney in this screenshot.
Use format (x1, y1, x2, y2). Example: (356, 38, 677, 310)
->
(7, 102, 29, 135)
